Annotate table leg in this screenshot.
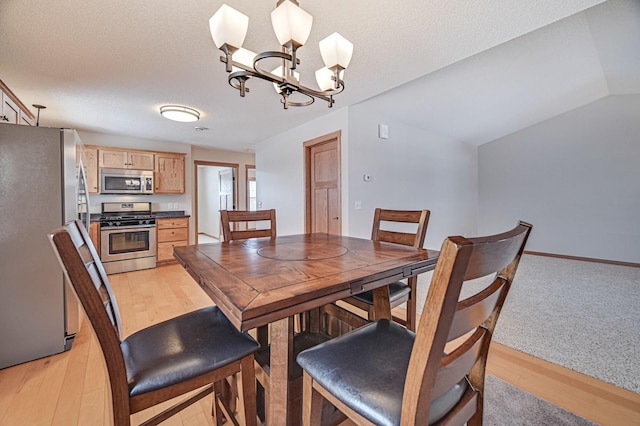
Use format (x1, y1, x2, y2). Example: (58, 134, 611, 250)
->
(371, 285, 392, 321)
(267, 316, 294, 425)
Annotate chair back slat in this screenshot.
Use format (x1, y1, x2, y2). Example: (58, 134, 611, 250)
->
(401, 221, 532, 424)
(448, 277, 507, 341)
(49, 220, 124, 342)
(452, 230, 530, 281)
(432, 327, 486, 399)
(371, 208, 430, 249)
(221, 209, 276, 242)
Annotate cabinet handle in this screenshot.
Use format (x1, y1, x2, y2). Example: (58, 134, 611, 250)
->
(1, 115, 9, 122)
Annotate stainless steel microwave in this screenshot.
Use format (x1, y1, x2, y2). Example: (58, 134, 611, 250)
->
(100, 168, 154, 194)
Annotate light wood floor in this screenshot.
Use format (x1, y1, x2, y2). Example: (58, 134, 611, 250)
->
(1, 264, 638, 425)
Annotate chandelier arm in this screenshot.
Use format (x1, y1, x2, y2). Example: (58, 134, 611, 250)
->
(253, 51, 294, 82)
(225, 51, 344, 108)
(297, 79, 344, 99)
(280, 91, 315, 108)
(228, 70, 255, 96)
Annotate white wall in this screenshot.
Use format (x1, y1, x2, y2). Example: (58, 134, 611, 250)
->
(255, 108, 349, 236)
(197, 166, 222, 238)
(478, 95, 640, 263)
(347, 103, 479, 249)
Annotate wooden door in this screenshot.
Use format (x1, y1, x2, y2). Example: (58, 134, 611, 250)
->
(305, 131, 342, 235)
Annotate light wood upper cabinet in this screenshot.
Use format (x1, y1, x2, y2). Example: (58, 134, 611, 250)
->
(129, 151, 155, 170)
(80, 146, 99, 193)
(99, 149, 154, 170)
(155, 153, 185, 194)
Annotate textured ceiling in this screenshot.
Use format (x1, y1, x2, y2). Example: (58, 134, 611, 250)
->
(1, 0, 637, 151)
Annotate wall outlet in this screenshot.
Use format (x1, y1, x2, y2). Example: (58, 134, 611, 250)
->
(355, 200, 362, 210)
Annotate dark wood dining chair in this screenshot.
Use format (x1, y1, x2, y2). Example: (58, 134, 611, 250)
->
(298, 221, 532, 425)
(49, 220, 260, 426)
(220, 209, 276, 242)
(341, 208, 430, 331)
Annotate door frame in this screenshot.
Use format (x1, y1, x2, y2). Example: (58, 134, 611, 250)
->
(304, 130, 342, 234)
(245, 164, 256, 211)
(194, 160, 239, 241)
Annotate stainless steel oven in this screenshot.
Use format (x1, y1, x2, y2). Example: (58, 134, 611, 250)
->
(100, 202, 156, 274)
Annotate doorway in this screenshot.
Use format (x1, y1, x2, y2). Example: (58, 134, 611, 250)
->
(304, 131, 342, 235)
(194, 161, 239, 243)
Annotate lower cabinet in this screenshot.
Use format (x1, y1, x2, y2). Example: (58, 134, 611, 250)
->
(89, 222, 101, 257)
(156, 217, 189, 264)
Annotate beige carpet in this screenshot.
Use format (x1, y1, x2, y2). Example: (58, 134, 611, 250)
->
(415, 254, 640, 394)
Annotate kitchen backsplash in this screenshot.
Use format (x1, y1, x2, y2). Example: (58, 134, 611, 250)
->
(89, 193, 190, 214)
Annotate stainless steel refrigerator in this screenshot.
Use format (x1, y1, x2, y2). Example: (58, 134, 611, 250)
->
(0, 123, 89, 369)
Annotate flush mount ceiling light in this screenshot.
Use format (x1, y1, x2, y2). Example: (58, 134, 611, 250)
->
(209, 0, 353, 109)
(160, 105, 200, 122)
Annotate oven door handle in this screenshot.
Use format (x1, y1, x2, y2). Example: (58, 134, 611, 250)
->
(101, 224, 157, 232)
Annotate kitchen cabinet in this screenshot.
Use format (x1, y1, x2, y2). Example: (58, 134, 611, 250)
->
(89, 222, 101, 256)
(99, 148, 155, 170)
(1, 79, 35, 126)
(156, 217, 189, 264)
(80, 146, 99, 193)
(155, 153, 185, 194)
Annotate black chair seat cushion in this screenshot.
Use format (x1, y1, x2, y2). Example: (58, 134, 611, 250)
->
(351, 281, 411, 305)
(296, 320, 467, 426)
(122, 306, 259, 397)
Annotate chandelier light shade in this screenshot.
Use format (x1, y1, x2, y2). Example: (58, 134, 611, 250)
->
(209, 5, 249, 52)
(231, 47, 257, 72)
(270, 1, 313, 49)
(315, 67, 344, 92)
(319, 32, 354, 72)
(209, 0, 353, 109)
(160, 105, 200, 122)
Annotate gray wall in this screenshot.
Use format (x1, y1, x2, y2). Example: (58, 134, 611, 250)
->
(478, 95, 640, 263)
(347, 103, 478, 249)
(255, 103, 479, 249)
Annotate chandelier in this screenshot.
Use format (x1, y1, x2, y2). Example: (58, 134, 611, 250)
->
(209, 0, 353, 109)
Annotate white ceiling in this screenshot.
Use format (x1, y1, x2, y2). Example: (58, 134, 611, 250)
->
(1, 0, 638, 151)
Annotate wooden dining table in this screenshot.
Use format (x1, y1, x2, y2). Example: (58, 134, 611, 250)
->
(173, 233, 439, 425)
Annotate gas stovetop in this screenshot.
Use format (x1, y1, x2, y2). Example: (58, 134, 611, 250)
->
(100, 202, 155, 227)
(100, 215, 156, 227)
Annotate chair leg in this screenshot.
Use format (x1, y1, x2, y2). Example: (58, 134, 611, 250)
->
(237, 356, 258, 426)
(406, 276, 418, 331)
(302, 372, 323, 426)
(212, 381, 225, 426)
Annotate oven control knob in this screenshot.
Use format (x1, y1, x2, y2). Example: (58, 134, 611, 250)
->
(116, 221, 121, 226)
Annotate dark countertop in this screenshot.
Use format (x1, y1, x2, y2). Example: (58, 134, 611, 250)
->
(153, 210, 190, 218)
(89, 211, 190, 222)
